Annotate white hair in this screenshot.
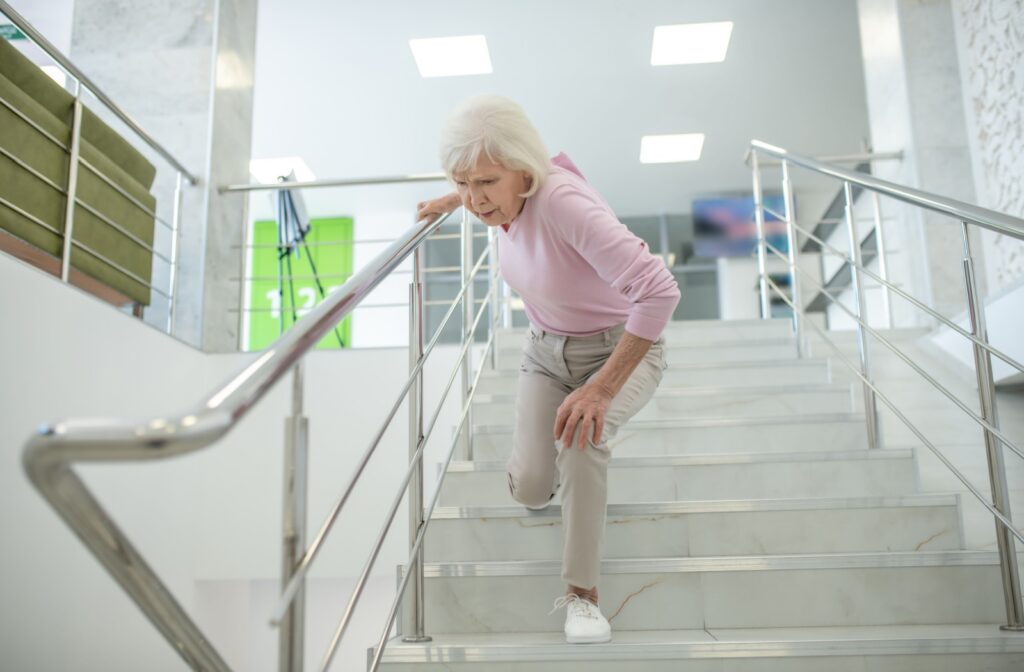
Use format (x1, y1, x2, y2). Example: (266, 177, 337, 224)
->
(440, 94, 550, 198)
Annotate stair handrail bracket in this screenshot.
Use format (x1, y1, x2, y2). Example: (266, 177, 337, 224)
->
(20, 210, 457, 671)
(747, 138, 1024, 632)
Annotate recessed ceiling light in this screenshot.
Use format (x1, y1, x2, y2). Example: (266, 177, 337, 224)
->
(409, 35, 492, 78)
(249, 157, 316, 184)
(40, 65, 67, 88)
(651, 22, 734, 65)
(640, 134, 706, 163)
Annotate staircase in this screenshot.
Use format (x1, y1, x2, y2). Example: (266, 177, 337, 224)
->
(380, 318, 1024, 670)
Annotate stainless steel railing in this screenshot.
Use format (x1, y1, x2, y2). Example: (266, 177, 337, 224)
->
(22, 201, 508, 670)
(0, 1, 199, 334)
(748, 138, 1024, 631)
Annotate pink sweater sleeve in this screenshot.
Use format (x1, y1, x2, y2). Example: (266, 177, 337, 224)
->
(545, 182, 681, 341)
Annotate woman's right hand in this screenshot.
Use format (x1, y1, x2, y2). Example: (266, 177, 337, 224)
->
(417, 192, 460, 223)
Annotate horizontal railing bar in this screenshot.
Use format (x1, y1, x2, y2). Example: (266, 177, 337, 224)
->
(366, 328, 497, 672)
(0, 195, 63, 236)
(751, 141, 1024, 241)
(0, 93, 69, 151)
(220, 173, 448, 194)
(762, 205, 787, 222)
(70, 239, 170, 299)
(318, 287, 495, 672)
(270, 239, 492, 622)
(73, 198, 172, 264)
(232, 232, 486, 250)
(764, 240, 790, 265)
(0, 0, 199, 182)
(794, 264, 1024, 463)
(0, 145, 67, 194)
(790, 220, 1024, 376)
(229, 266, 490, 282)
(788, 289, 1024, 546)
(748, 150, 905, 167)
(78, 157, 174, 231)
(792, 221, 855, 262)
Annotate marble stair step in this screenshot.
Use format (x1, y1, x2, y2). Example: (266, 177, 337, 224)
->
(423, 494, 964, 562)
(377, 624, 1024, 671)
(472, 383, 854, 424)
(469, 413, 870, 460)
(495, 338, 799, 370)
(439, 449, 920, 506)
(475, 358, 832, 395)
(399, 552, 1008, 634)
(495, 319, 795, 351)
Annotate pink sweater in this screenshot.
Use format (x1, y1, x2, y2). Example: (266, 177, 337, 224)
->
(496, 153, 681, 341)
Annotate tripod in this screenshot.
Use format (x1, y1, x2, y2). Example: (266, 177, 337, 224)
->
(274, 176, 346, 348)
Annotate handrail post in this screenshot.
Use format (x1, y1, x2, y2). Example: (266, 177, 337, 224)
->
(961, 221, 1024, 631)
(168, 171, 184, 336)
(60, 87, 83, 283)
(279, 361, 308, 672)
(750, 150, 771, 318)
(403, 247, 432, 643)
(460, 208, 475, 460)
(781, 160, 804, 357)
(843, 182, 881, 450)
(486, 225, 499, 370)
(869, 191, 894, 329)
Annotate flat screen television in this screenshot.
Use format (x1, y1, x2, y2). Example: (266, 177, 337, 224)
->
(693, 194, 790, 258)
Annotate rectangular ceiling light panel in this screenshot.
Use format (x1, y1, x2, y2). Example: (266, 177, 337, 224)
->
(409, 35, 492, 77)
(651, 22, 734, 65)
(640, 134, 706, 163)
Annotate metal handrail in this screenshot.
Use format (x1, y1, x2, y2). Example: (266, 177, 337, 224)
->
(748, 139, 1024, 631)
(22, 209, 458, 670)
(750, 140, 1024, 240)
(322, 264, 498, 671)
(788, 218, 1024, 376)
(269, 240, 492, 623)
(0, 1, 199, 183)
(220, 173, 448, 193)
(0, 0, 199, 183)
(763, 273, 1024, 544)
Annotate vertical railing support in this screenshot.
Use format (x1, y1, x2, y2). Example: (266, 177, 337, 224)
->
(961, 222, 1024, 631)
(403, 247, 432, 643)
(60, 90, 83, 283)
(459, 208, 475, 461)
(279, 361, 308, 672)
(868, 190, 894, 329)
(750, 151, 771, 318)
(168, 171, 184, 336)
(486, 225, 499, 370)
(843, 182, 881, 450)
(781, 160, 804, 357)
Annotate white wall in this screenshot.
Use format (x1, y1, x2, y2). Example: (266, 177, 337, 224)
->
(0, 250, 470, 670)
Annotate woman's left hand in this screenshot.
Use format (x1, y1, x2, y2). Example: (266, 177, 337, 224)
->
(554, 382, 615, 450)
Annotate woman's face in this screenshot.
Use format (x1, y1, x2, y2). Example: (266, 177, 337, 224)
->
(452, 154, 531, 226)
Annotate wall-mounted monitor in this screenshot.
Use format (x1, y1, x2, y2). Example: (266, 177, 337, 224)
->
(693, 194, 790, 258)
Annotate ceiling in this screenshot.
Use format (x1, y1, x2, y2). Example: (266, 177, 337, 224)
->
(250, 0, 871, 219)
(9, 0, 872, 220)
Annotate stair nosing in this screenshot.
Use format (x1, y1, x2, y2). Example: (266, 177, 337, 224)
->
(430, 494, 962, 520)
(408, 551, 1005, 577)
(447, 447, 913, 472)
(474, 412, 867, 434)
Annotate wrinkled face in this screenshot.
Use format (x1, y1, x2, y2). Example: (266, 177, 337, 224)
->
(452, 154, 531, 226)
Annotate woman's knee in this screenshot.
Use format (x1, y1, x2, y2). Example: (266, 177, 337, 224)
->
(507, 469, 556, 508)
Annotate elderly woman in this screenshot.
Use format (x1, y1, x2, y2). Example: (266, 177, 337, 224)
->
(417, 95, 680, 644)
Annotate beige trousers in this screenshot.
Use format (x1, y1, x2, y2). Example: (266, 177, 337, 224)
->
(505, 321, 667, 590)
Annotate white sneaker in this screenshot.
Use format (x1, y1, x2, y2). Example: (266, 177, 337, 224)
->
(547, 593, 611, 643)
